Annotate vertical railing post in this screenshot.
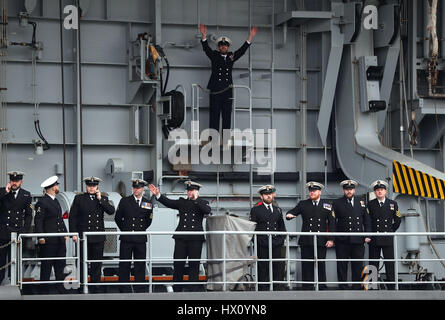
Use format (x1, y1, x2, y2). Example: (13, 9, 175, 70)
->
(82, 235, 88, 294)
(76, 233, 80, 291)
(149, 233, 153, 293)
(268, 234, 273, 291)
(313, 235, 318, 291)
(286, 234, 290, 290)
(222, 232, 226, 291)
(254, 233, 258, 291)
(394, 234, 399, 291)
(10, 233, 17, 287)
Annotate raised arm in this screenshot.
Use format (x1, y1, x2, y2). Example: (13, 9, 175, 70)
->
(100, 195, 116, 215)
(149, 184, 180, 210)
(200, 24, 214, 59)
(232, 27, 257, 62)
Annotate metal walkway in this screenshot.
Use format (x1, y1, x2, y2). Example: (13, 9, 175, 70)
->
(20, 290, 445, 300)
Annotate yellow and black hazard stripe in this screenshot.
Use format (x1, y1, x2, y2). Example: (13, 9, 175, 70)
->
(392, 160, 445, 199)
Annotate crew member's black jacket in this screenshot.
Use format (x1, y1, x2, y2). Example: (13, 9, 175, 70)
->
(249, 203, 286, 248)
(156, 195, 212, 241)
(367, 198, 402, 246)
(0, 188, 32, 240)
(115, 195, 153, 243)
(34, 194, 67, 244)
(287, 199, 336, 246)
(69, 192, 115, 242)
(332, 196, 371, 244)
(201, 39, 250, 92)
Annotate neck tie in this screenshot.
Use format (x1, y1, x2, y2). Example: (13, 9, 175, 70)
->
(379, 202, 383, 207)
(313, 201, 317, 207)
(267, 205, 272, 213)
(12, 191, 16, 198)
(136, 199, 140, 207)
(348, 198, 353, 207)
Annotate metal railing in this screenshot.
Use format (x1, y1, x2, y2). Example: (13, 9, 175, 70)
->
(11, 231, 445, 293)
(15, 232, 80, 290)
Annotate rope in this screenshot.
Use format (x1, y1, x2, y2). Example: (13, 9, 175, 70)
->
(0, 260, 12, 271)
(426, 0, 438, 59)
(196, 84, 233, 95)
(0, 239, 14, 249)
(400, 38, 417, 155)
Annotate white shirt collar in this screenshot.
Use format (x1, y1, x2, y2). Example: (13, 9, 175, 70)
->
(134, 195, 142, 202)
(263, 202, 273, 212)
(12, 188, 20, 198)
(47, 193, 56, 200)
(378, 198, 386, 204)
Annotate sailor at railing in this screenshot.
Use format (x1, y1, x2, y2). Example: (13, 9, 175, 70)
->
(34, 175, 68, 294)
(69, 176, 115, 293)
(115, 179, 153, 293)
(149, 180, 212, 292)
(331, 179, 371, 290)
(249, 184, 286, 291)
(367, 180, 402, 290)
(286, 181, 336, 291)
(0, 171, 32, 286)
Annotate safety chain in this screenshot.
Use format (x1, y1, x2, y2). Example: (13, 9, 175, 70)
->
(0, 239, 15, 271)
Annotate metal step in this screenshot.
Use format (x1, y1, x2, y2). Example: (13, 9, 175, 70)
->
(260, 73, 272, 79)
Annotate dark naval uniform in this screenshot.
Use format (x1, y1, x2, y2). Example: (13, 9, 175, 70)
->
(201, 38, 251, 131)
(249, 202, 286, 291)
(0, 188, 32, 284)
(115, 195, 153, 292)
(34, 194, 68, 293)
(332, 196, 371, 289)
(367, 198, 401, 289)
(156, 192, 212, 292)
(287, 199, 336, 289)
(69, 192, 115, 289)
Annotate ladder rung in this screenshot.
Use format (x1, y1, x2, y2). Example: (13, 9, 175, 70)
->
(234, 106, 251, 110)
(252, 96, 272, 100)
(252, 41, 272, 45)
(239, 72, 250, 78)
(253, 78, 272, 82)
(252, 114, 272, 117)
